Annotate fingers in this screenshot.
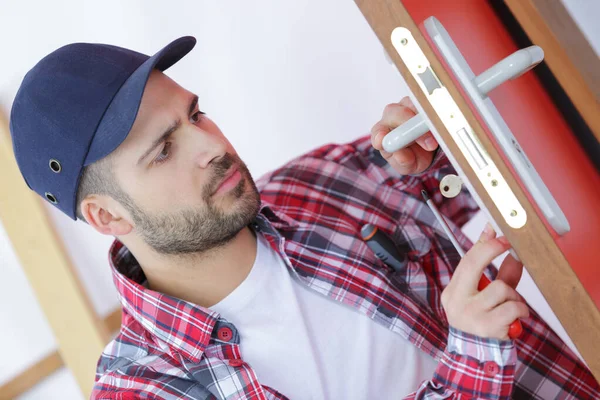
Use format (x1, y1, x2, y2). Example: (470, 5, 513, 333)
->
(380, 102, 417, 130)
(390, 143, 433, 173)
(469, 301, 528, 339)
(370, 96, 439, 175)
(415, 133, 439, 152)
(489, 301, 530, 331)
(372, 98, 437, 153)
(399, 96, 417, 113)
(476, 279, 522, 310)
(380, 103, 438, 152)
(383, 146, 416, 165)
(453, 227, 510, 293)
(370, 121, 390, 151)
(397, 97, 438, 151)
(477, 222, 497, 243)
(380, 143, 436, 175)
(496, 254, 524, 290)
(371, 118, 425, 175)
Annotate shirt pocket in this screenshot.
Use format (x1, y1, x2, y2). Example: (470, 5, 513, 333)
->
(390, 214, 432, 261)
(388, 216, 446, 318)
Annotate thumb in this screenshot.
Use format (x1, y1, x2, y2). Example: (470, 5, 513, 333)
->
(455, 224, 509, 293)
(478, 223, 496, 243)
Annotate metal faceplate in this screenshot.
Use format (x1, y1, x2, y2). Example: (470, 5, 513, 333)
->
(390, 27, 527, 230)
(423, 17, 569, 235)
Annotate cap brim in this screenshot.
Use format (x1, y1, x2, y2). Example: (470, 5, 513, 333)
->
(84, 36, 196, 166)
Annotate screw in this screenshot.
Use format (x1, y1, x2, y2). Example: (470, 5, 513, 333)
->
(491, 179, 498, 187)
(510, 210, 518, 217)
(401, 38, 408, 46)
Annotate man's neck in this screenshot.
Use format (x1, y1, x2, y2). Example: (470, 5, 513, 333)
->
(129, 227, 258, 308)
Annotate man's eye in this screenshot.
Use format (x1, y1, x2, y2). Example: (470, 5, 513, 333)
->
(190, 110, 206, 123)
(154, 142, 172, 164)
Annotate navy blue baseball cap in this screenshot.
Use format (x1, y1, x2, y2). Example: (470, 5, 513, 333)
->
(9, 36, 196, 220)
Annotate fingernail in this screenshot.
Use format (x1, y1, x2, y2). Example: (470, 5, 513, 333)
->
(483, 222, 494, 235)
(424, 137, 436, 151)
(478, 223, 494, 243)
(374, 132, 381, 144)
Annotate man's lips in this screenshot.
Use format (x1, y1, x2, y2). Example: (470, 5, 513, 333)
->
(213, 165, 241, 195)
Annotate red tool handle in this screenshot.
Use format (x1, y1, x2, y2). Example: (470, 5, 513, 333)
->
(477, 275, 523, 339)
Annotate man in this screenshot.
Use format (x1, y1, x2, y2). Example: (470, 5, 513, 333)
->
(9, 36, 598, 399)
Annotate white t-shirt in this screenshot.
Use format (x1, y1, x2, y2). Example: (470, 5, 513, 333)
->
(210, 233, 439, 399)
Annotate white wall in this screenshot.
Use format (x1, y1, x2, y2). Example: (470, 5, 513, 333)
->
(562, 0, 600, 56)
(0, 0, 597, 398)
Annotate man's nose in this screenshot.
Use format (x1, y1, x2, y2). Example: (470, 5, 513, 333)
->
(184, 126, 228, 169)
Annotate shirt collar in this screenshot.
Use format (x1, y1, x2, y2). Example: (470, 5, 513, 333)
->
(108, 203, 292, 362)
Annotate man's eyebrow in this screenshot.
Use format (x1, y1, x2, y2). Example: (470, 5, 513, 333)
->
(136, 94, 200, 166)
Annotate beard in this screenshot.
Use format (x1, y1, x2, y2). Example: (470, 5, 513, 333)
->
(122, 153, 261, 256)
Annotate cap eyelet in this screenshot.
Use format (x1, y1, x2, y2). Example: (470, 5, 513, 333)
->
(49, 159, 62, 173)
(45, 192, 58, 204)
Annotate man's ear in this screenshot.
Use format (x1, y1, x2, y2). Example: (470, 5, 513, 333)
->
(80, 196, 133, 236)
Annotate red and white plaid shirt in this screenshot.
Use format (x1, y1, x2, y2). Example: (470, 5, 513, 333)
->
(93, 136, 599, 399)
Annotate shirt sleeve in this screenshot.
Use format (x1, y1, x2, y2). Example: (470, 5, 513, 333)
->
(405, 327, 517, 400)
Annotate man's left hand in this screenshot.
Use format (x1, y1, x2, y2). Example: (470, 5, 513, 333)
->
(370, 97, 439, 175)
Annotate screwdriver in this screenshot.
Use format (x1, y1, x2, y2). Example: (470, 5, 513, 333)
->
(421, 189, 523, 340)
(360, 224, 408, 273)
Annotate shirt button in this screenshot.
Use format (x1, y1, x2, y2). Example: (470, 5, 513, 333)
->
(229, 359, 244, 367)
(217, 326, 233, 342)
(483, 361, 500, 377)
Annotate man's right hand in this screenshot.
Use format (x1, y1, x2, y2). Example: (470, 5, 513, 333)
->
(440, 224, 529, 340)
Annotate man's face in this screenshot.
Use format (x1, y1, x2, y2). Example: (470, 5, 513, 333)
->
(109, 70, 261, 255)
